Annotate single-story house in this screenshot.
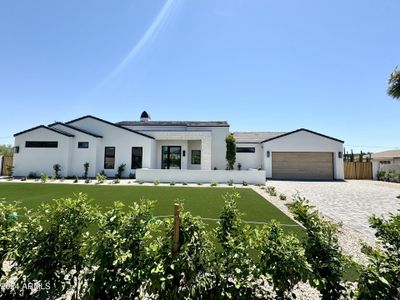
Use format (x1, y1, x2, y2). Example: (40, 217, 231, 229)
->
(371, 150, 400, 180)
(12, 111, 344, 183)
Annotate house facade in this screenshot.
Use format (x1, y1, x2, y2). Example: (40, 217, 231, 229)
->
(13, 111, 344, 182)
(371, 150, 400, 180)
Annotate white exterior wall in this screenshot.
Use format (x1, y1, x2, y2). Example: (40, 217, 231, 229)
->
(262, 130, 344, 180)
(235, 143, 263, 170)
(13, 128, 71, 177)
(68, 118, 154, 177)
(136, 169, 266, 184)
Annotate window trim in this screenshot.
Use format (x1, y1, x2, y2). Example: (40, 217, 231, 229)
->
(25, 141, 58, 148)
(104, 147, 116, 169)
(78, 142, 89, 149)
(236, 147, 256, 153)
(131, 147, 143, 169)
(191, 150, 201, 165)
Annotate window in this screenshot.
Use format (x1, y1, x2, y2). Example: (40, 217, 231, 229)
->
(25, 141, 58, 148)
(191, 150, 201, 164)
(78, 142, 89, 149)
(14, 146, 19, 154)
(380, 160, 391, 165)
(236, 147, 255, 153)
(104, 147, 115, 169)
(131, 147, 143, 169)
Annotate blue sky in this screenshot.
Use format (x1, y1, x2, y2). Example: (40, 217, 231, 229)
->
(0, 0, 399, 153)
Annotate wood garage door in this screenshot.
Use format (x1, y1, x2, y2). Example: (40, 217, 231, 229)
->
(272, 152, 334, 180)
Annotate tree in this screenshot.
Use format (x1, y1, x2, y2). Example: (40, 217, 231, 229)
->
(388, 68, 400, 100)
(0, 144, 13, 156)
(225, 134, 236, 170)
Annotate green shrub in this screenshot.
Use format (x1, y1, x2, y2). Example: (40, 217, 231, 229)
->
(113, 178, 120, 184)
(210, 180, 218, 187)
(83, 162, 90, 179)
(85, 178, 91, 184)
(227, 179, 234, 186)
(53, 164, 61, 179)
(12, 193, 96, 298)
(27, 171, 37, 179)
(128, 172, 136, 179)
(182, 182, 188, 186)
(279, 193, 287, 201)
(50, 174, 56, 181)
(225, 134, 236, 170)
(242, 181, 248, 186)
(73, 176, 79, 183)
(153, 179, 160, 185)
(116, 163, 126, 179)
(96, 173, 107, 184)
(169, 181, 175, 186)
(288, 197, 348, 299)
(357, 202, 400, 299)
(40, 172, 48, 183)
(138, 181, 144, 184)
(266, 186, 277, 196)
(258, 221, 310, 298)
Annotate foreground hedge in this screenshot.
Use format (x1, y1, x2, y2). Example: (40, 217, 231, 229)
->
(0, 191, 399, 299)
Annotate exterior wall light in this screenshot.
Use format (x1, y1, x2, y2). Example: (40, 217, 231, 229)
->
(182, 150, 186, 157)
(266, 151, 270, 158)
(338, 152, 343, 159)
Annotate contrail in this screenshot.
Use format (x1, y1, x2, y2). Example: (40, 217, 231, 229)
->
(103, 0, 179, 82)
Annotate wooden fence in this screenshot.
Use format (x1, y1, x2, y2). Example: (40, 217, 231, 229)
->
(1, 156, 13, 176)
(344, 162, 372, 180)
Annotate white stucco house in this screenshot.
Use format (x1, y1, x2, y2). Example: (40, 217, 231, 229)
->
(371, 150, 400, 180)
(12, 111, 344, 183)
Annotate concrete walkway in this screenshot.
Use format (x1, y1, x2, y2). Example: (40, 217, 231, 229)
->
(265, 180, 400, 239)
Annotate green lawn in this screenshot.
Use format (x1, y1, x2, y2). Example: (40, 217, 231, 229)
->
(0, 182, 302, 235)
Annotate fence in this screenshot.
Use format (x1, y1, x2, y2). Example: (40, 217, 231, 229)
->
(1, 156, 13, 176)
(344, 162, 372, 179)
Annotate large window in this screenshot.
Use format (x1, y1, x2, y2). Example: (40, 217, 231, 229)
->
(161, 146, 181, 169)
(78, 142, 89, 148)
(191, 150, 201, 164)
(236, 147, 255, 153)
(25, 141, 58, 148)
(131, 147, 143, 169)
(104, 147, 115, 169)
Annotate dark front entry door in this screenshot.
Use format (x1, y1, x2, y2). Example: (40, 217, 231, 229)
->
(161, 146, 182, 169)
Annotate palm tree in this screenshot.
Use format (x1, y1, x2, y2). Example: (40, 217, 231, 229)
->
(387, 67, 400, 99)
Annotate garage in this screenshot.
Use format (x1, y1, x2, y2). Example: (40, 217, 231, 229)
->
(272, 152, 334, 180)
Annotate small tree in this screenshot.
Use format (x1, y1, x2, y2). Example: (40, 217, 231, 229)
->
(225, 134, 236, 170)
(83, 162, 90, 179)
(116, 163, 126, 179)
(53, 164, 61, 178)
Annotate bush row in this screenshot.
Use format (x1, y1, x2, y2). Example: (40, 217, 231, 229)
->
(0, 192, 399, 299)
(377, 169, 400, 183)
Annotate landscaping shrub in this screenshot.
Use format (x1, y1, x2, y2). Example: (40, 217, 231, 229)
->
(113, 178, 120, 184)
(210, 180, 218, 187)
(242, 181, 248, 186)
(228, 179, 234, 186)
(27, 171, 37, 179)
(53, 164, 61, 179)
(266, 186, 277, 196)
(258, 221, 310, 298)
(357, 202, 400, 299)
(153, 179, 160, 185)
(378, 169, 400, 183)
(83, 162, 90, 179)
(96, 173, 107, 184)
(12, 193, 96, 298)
(128, 172, 136, 179)
(169, 181, 175, 186)
(279, 194, 287, 201)
(40, 172, 48, 183)
(116, 163, 126, 179)
(225, 134, 236, 170)
(288, 196, 348, 299)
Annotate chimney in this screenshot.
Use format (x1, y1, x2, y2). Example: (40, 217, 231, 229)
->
(140, 111, 150, 122)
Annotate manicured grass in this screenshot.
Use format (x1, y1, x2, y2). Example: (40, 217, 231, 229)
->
(0, 182, 302, 235)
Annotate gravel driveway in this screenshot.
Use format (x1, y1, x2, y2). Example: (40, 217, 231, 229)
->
(266, 180, 400, 240)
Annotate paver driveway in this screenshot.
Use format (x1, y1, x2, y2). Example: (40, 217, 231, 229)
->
(267, 180, 400, 239)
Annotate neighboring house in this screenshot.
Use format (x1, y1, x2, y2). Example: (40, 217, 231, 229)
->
(12, 111, 344, 181)
(371, 150, 400, 180)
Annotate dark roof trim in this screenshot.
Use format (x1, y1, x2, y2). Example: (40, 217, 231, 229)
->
(65, 115, 155, 139)
(14, 125, 75, 137)
(116, 121, 229, 127)
(48, 122, 103, 138)
(261, 128, 344, 144)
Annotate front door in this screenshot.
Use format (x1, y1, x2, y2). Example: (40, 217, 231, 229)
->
(161, 146, 182, 169)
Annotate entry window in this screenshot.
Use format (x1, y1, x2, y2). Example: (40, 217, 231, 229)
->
(25, 141, 58, 148)
(380, 161, 391, 165)
(131, 147, 143, 169)
(104, 147, 115, 169)
(236, 147, 255, 153)
(191, 150, 201, 165)
(78, 142, 89, 149)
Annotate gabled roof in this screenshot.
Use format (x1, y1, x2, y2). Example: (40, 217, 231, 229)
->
(14, 125, 75, 137)
(371, 150, 400, 159)
(116, 120, 229, 127)
(233, 132, 287, 144)
(65, 115, 155, 139)
(48, 122, 103, 138)
(261, 128, 344, 144)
